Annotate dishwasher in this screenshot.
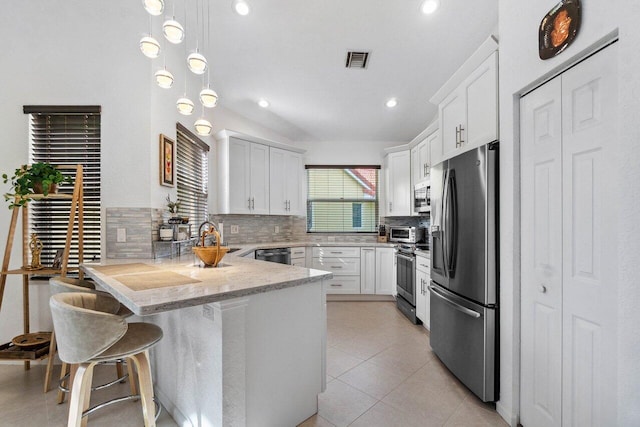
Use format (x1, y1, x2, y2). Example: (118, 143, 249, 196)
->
(255, 247, 291, 265)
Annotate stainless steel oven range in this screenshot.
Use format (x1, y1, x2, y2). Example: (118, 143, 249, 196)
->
(391, 227, 427, 324)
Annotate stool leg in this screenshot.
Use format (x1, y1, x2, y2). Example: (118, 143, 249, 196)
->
(44, 329, 57, 393)
(127, 357, 138, 398)
(57, 362, 69, 404)
(130, 351, 156, 427)
(116, 360, 124, 383)
(67, 362, 95, 427)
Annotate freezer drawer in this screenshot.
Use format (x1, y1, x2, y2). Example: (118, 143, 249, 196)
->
(429, 283, 496, 402)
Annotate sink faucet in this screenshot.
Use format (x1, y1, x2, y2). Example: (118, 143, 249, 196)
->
(197, 221, 220, 247)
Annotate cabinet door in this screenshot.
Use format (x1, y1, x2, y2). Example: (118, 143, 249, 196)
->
(417, 138, 431, 181)
(285, 151, 304, 215)
(411, 145, 420, 187)
(415, 268, 428, 323)
(250, 143, 270, 214)
(387, 151, 411, 216)
(269, 147, 287, 215)
(228, 138, 252, 214)
(439, 88, 465, 161)
(375, 247, 395, 295)
(465, 51, 498, 149)
(360, 248, 376, 294)
(427, 131, 440, 172)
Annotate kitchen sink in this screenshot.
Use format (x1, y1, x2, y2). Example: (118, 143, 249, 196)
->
(227, 248, 241, 253)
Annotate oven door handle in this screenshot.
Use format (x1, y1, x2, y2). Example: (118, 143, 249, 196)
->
(428, 285, 481, 318)
(395, 253, 415, 263)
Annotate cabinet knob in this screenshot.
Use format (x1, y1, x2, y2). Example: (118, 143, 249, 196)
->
(539, 285, 547, 293)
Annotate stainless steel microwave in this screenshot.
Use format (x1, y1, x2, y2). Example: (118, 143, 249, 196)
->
(414, 181, 431, 213)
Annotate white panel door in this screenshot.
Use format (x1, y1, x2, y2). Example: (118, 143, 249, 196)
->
(375, 248, 395, 295)
(439, 88, 465, 161)
(387, 151, 411, 216)
(520, 76, 563, 427)
(360, 248, 376, 294)
(561, 44, 618, 427)
(418, 138, 431, 181)
(465, 51, 498, 149)
(250, 143, 270, 214)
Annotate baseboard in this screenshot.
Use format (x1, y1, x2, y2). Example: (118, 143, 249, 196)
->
(496, 401, 519, 427)
(155, 386, 193, 427)
(326, 294, 395, 302)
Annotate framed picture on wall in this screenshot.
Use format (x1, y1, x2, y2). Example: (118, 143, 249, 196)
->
(160, 134, 175, 187)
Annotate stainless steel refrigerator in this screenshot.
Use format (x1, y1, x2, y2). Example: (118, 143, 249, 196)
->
(429, 142, 498, 402)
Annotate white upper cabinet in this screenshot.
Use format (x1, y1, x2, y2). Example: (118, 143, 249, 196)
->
(411, 135, 433, 186)
(431, 37, 498, 165)
(270, 147, 304, 216)
(385, 150, 411, 216)
(217, 130, 305, 216)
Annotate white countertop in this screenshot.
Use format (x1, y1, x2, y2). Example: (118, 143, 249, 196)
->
(81, 254, 332, 316)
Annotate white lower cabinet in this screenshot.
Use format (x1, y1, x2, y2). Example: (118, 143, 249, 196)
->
(290, 247, 306, 267)
(312, 247, 360, 294)
(360, 248, 376, 294)
(375, 247, 395, 295)
(415, 255, 430, 329)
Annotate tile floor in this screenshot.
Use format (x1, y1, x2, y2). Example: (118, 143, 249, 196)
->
(0, 301, 506, 427)
(299, 301, 507, 427)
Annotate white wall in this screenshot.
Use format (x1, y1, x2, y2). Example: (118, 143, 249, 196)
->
(497, 0, 640, 424)
(303, 140, 400, 166)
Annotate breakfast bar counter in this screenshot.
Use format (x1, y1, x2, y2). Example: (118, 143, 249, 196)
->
(82, 256, 332, 427)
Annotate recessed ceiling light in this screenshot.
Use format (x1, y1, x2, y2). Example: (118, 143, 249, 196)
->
(258, 98, 270, 108)
(421, 0, 440, 14)
(386, 98, 398, 108)
(233, 0, 250, 16)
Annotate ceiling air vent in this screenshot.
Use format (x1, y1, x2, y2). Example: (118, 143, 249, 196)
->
(345, 51, 370, 69)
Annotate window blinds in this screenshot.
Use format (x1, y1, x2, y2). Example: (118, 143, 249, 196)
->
(306, 166, 379, 233)
(176, 123, 209, 229)
(26, 107, 102, 267)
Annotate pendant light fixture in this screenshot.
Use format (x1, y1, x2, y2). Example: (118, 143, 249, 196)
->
(199, 2, 218, 108)
(155, 67, 174, 88)
(140, 36, 161, 58)
(177, 97, 194, 115)
(188, 0, 207, 75)
(163, 19, 184, 44)
(143, 0, 164, 16)
(194, 117, 213, 136)
(233, 0, 250, 16)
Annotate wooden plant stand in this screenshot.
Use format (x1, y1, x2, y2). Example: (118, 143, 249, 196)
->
(0, 164, 84, 391)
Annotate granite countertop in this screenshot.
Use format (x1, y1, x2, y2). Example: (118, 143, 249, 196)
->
(81, 255, 332, 316)
(227, 240, 397, 257)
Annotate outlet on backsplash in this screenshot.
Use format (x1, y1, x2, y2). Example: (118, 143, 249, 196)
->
(231, 225, 239, 234)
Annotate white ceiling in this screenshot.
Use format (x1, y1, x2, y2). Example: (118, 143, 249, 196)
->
(189, 0, 498, 143)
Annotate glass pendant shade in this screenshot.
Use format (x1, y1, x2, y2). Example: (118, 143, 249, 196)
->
(176, 97, 195, 115)
(163, 19, 184, 44)
(140, 36, 161, 58)
(194, 118, 213, 136)
(187, 51, 208, 75)
(143, 0, 164, 15)
(200, 88, 219, 108)
(155, 68, 174, 89)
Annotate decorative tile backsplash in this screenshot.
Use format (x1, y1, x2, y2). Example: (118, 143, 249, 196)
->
(106, 208, 155, 259)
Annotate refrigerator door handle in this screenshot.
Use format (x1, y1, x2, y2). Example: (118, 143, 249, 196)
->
(447, 170, 458, 276)
(428, 285, 481, 319)
(442, 168, 450, 274)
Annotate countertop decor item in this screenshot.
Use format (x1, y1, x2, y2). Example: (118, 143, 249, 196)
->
(2, 162, 70, 209)
(166, 194, 180, 214)
(193, 222, 229, 267)
(539, 0, 581, 60)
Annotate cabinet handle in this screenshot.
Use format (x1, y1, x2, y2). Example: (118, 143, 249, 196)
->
(330, 251, 343, 254)
(248, 198, 252, 209)
(330, 284, 343, 287)
(251, 197, 255, 210)
(389, 202, 392, 212)
(420, 263, 429, 269)
(426, 164, 430, 175)
(331, 266, 343, 269)
(459, 124, 465, 146)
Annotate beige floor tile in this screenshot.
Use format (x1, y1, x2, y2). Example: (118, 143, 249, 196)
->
(332, 333, 393, 361)
(318, 379, 377, 427)
(349, 401, 430, 427)
(298, 413, 337, 427)
(443, 395, 508, 427)
(338, 360, 410, 400)
(326, 346, 365, 378)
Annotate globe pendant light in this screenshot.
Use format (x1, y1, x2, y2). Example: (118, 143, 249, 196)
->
(176, 97, 195, 115)
(233, 0, 250, 16)
(155, 67, 174, 88)
(163, 18, 184, 44)
(188, 50, 207, 75)
(194, 117, 213, 136)
(200, 87, 218, 108)
(140, 36, 161, 58)
(143, 0, 164, 16)
(421, 0, 440, 14)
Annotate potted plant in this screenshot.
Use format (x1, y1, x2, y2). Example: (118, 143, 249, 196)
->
(166, 194, 181, 218)
(2, 162, 71, 209)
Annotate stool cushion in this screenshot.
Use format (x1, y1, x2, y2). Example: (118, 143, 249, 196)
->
(93, 323, 163, 361)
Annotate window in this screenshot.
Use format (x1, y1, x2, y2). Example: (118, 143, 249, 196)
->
(176, 123, 209, 229)
(306, 166, 379, 233)
(24, 105, 102, 267)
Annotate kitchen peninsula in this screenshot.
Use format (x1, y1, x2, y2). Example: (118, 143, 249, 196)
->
(82, 255, 332, 427)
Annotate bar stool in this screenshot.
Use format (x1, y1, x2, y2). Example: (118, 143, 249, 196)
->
(45, 277, 134, 403)
(50, 292, 163, 427)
